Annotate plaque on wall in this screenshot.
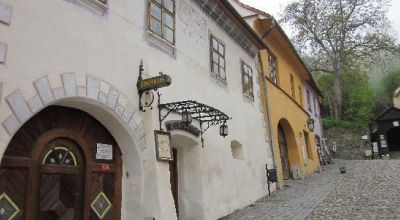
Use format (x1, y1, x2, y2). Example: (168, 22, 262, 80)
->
(154, 130, 173, 161)
(96, 143, 113, 160)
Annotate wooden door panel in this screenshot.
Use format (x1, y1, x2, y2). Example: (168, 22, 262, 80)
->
(39, 173, 80, 220)
(0, 168, 27, 220)
(89, 172, 115, 220)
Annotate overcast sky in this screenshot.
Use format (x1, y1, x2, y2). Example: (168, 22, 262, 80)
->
(240, 0, 400, 42)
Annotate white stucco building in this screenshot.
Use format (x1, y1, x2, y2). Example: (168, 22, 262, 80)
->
(0, 0, 274, 219)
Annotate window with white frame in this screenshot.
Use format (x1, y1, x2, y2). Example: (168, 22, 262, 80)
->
(148, 0, 175, 44)
(306, 89, 312, 112)
(314, 97, 318, 116)
(210, 35, 226, 80)
(269, 54, 277, 84)
(242, 62, 254, 98)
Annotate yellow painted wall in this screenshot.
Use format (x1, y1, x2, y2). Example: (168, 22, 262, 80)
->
(256, 20, 320, 182)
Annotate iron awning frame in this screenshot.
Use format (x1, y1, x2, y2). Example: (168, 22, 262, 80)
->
(158, 94, 231, 146)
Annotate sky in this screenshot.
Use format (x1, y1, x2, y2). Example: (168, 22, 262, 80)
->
(240, 0, 400, 42)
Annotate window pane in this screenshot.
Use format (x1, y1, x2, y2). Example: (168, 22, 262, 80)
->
(163, 26, 174, 43)
(163, 12, 174, 29)
(219, 44, 225, 55)
(154, 0, 162, 4)
(150, 3, 161, 21)
(213, 52, 219, 63)
(220, 57, 225, 67)
(150, 18, 161, 35)
(164, 0, 174, 13)
(212, 38, 218, 50)
(220, 68, 226, 80)
(213, 63, 219, 73)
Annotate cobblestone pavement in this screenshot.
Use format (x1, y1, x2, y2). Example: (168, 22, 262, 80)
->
(308, 160, 400, 219)
(221, 160, 356, 220)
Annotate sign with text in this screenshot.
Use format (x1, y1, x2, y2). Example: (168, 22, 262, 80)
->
(137, 74, 172, 93)
(165, 120, 201, 137)
(96, 143, 113, 160)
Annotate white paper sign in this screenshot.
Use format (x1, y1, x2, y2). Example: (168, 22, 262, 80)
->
(372, 142, 379, 153)
(394, 121, 399, 127)
(96, 143, 113, 160)
(361, 135, 368, 140)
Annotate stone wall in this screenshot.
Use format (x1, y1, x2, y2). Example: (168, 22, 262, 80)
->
(324, 127, 371, 160)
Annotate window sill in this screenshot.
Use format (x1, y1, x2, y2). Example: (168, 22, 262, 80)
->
(243, 93, 254, 102)
(77, 0, 108, 13)
(209, 72, 228, 87)
(146, 30, 176, 56)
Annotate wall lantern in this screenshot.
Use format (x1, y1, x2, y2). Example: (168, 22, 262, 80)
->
(182, 110, 192, 125)
(219, 122, 228, 138)
(307, 118, 315, 132)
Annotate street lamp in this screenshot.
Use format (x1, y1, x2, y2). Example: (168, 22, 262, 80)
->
(219, 122, 228, 137)
(182, 110, 192, 125)
(307, 118, 315, 132)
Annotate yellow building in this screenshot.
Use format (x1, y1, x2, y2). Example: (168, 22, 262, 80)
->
(254, 18, 321, 181)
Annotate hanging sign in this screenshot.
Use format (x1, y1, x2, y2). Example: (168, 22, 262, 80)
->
(165, 120, 201, 137)
(96, 143, 113, 160)
(137, 74, 172, 93)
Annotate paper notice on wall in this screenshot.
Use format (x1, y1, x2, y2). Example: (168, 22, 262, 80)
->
(96, 143, 113, 160)
(381, 140, 388, 148)
(394, 121, 399, 127)
(372, 142, 379, 153)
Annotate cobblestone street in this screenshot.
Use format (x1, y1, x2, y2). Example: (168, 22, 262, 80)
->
(221, 160, 400, 220)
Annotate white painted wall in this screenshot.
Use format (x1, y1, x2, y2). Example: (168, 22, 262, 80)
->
(0, 0, 273, 219)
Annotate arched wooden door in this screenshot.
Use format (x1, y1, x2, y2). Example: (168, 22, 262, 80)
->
(278, 124, 290, 180)
(0, 106, 122, 220)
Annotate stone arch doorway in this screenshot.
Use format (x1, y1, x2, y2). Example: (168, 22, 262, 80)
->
(169, 131, 204, 220)
(0, 106, 122, 220)
(277, 119, 300, 180)
(278, 124, 290, 180)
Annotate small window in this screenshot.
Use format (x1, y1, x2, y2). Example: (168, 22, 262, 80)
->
(210, 35, 226, 80)
(269, 54, 277, 84)
(314, 97, 318, 117)
(148, 0, 175, 44)
(242, 62, 254, 98)
(231, 140, 245, 160)
(290, 74, 295, 98)
(298, 86, 303, 106)
(306, 89, 311, 112)
(304, 131, 314, 160)
(42, 146, 78, 166)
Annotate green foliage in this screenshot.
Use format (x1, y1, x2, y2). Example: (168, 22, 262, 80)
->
(317, 71, 374, 125)
(322, 118, 368, 131)
(341, 71, 374, 122)
(378, 69, 400, 106)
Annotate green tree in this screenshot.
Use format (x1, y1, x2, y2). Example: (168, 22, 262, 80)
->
(317, 70, 374, 124)
(282, 0, 398, 120)
(377, 69, 400, 107)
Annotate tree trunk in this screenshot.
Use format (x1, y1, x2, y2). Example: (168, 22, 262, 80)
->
(332, 62, 342, 120)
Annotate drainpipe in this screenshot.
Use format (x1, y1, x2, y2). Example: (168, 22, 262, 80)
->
(257, 18, 279, 187)
(258, 53, 276, 170)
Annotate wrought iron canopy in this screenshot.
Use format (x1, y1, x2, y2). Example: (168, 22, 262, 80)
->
(158, 100, 230, 134)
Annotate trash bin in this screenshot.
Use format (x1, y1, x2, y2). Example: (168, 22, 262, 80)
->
(267, 168, 278, 183)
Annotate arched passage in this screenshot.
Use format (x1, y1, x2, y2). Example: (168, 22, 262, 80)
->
(387, 127, 400, 151)
(0, 73, 147, 219)
(277, 118, 301, 180)
(169, 130, 204, 220)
